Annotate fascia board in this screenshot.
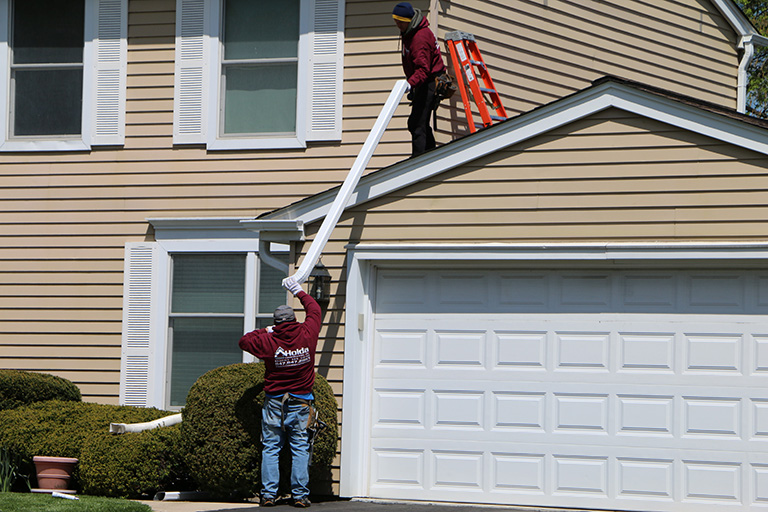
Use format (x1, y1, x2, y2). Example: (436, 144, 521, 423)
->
(711, 0, 759, 38)
(239, 219, 305, 241)
(148, 216, 262, 240)
(264, 80, 768, 226)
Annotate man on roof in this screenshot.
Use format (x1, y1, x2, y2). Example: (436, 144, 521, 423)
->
(393, 2, 447, 157)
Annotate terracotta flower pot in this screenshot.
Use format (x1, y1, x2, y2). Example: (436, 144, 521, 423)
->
(32, 456, 78, 491)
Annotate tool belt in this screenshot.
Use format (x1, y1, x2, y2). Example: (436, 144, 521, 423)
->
(277, 393, 315, 431)
(433, 71, 456, 108)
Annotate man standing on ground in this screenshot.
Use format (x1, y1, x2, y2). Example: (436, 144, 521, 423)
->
(393, 1, 447, 157)
(239, 276, 322, 508)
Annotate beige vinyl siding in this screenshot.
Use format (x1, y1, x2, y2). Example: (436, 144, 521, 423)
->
(437, 0, 739, 130)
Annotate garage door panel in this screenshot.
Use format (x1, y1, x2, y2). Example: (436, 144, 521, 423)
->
(371, 387, 768, 449)
(376, 269, 768, 315)
(369, 439, 758, 507)
(369, 268, 768, 510)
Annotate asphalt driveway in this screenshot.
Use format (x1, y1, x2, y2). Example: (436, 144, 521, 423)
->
(139, 497, 605, 512)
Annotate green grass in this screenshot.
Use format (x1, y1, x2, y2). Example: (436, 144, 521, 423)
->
(0, 492, 152, 511)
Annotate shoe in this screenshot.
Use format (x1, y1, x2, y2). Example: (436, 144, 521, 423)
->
(260, 496, 276, 507)
(293, 497, 311, 508)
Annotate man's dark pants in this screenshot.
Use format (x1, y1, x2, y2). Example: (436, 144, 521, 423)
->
(407, 78, 437, 157)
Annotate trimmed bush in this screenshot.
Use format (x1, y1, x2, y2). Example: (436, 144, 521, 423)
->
(0, 400, 185, 497)
(79, 425, 193, 498)
(0, 370, 81, 411)
(181, 362, 338, 500)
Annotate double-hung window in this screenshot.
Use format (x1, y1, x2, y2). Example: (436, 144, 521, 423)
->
(173, 0, 344, 149)
(0, 0, 127, 151)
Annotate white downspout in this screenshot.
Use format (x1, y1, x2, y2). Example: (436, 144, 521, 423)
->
(738, 37, 755, 114)
(290, 80, 410, 284)
(109, 413, 182, 434)
(259, 239, 290, 273)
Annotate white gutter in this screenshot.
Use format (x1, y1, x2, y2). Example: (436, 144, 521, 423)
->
(243, 79, 410, 283)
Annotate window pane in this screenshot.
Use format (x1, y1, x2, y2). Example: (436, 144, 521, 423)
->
(13, 0, 84, 64)
(169, 317, 244, 407)
(223, 0, 299, 60)
(223, 64, 297, 134)
(172, 254, 245, 314)
(13, 69, 82, 136)
(259, 254, 289, 314)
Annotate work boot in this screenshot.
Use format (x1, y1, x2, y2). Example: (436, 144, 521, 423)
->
(293, 496, 311, 508)
(260, 495, 276, 507)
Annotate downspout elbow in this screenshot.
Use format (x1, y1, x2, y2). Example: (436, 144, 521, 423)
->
(738, 38, 755, 114)
(259, 239, 289, 274)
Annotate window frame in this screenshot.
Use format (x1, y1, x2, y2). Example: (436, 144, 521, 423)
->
(0, 0, 126, 151)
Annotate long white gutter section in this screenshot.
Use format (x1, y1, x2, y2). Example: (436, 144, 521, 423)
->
(249, 80, 409, 282)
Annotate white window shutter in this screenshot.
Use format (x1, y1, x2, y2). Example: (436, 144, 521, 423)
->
(306, 0, 344, 141)
(120, 243, 157, 407)
(91, 0, 127, 145)
(174, 0, 208, 144)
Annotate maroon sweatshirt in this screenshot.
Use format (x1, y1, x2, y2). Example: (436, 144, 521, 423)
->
(238, 291, 321, 395)
(401, 17, 446, 89)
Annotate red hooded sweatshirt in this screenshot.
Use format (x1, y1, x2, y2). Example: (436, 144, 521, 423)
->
(238, 291, 321, 395)
(401, 16, 446, 89)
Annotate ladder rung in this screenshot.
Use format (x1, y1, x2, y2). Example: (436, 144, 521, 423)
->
(479, 87, 496, 94)
(490, 115, 506, 121)
(470, 60, 485, 67)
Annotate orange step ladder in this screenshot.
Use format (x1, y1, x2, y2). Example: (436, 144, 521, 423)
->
(445, 31, 507, 133)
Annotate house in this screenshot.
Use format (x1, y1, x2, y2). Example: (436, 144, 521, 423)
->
(2, 0, 768, 510)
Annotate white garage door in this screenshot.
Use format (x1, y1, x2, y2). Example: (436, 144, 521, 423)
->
(368, 267, 768, 511)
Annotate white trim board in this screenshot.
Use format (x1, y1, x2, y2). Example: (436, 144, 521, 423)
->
(261, 78, 768, 226)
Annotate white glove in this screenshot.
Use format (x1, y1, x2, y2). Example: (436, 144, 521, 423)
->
(282, 276, 303, 295)
(266, 325, 274, 333)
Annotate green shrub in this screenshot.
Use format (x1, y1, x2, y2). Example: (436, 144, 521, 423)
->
(79, 425, 194, 498)
(181, 362, 338, 500)
(0, 400, 183, 497)
(0, 370, 81, 411)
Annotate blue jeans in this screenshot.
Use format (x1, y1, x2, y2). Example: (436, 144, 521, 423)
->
(261, 396, 311, 499)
